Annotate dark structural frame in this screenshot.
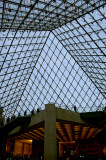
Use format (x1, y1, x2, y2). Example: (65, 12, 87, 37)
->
(0, 0, 106, 119)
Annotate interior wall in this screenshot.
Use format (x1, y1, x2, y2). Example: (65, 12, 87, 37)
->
(103, 146, 106, 156)
(58, 141, 103, 158)
(14, 140, 32, 157)
(59, 142, 75, 157)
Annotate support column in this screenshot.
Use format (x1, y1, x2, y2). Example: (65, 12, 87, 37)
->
(44, 104, 57, 160)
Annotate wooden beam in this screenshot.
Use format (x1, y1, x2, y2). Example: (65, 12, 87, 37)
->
(60, 123, 70, 141)
(31, 130, 44, 139)
(79, 126, 83, 140)
(71, 125, 75, 141)
(56, 129, 64, 142)
(84, 127, 91, 139)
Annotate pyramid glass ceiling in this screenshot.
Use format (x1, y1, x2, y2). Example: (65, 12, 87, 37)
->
(0, 0, 106, 118)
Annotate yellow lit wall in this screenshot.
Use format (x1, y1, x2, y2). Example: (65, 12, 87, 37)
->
(103, 146, 106, 156)
(14, 140, 32, 157)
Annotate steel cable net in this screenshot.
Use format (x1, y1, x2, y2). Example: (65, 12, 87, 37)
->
(0, 0, 105, 119)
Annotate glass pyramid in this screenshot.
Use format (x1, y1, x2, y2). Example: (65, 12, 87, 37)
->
(0, 0, 105, 119)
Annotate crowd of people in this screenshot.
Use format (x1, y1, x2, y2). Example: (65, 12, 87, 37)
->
(1, 154, 43, 160)
(0, 153, 106, 160)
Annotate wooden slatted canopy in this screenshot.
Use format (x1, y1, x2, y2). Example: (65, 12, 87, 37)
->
(8, 120, 102, 143)
(5, 106, 105, 143)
